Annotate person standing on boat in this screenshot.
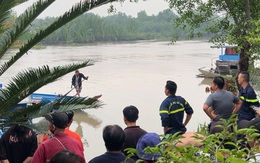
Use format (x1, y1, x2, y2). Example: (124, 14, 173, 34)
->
(71, 70, 88, 97)
(159, 80, 194, 135)
(203, 76, 242, 134)
(237, 71, 259, 121)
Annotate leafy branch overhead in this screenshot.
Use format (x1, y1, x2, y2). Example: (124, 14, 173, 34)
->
(168, 0, 260, 72)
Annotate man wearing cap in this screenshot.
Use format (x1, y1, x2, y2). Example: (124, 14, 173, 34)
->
(35, 111, 84, 148)
(159, 80, 194, 135)
(31, 112, 85, 163)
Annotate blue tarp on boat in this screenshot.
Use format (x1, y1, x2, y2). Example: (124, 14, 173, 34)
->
(30, 93, 61, 102)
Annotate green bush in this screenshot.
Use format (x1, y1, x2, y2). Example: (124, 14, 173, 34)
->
(126, 116, 260, 163)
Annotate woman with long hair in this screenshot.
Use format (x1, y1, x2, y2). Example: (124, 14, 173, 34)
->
(0, 124, 37, 163)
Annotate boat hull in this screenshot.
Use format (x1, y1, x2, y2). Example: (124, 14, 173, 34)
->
(198, 67, 221, 78)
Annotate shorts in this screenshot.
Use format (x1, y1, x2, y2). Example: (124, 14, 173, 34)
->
(75, 85, 82, 93)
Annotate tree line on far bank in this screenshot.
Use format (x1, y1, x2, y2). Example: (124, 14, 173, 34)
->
(29, 10, 212, 45)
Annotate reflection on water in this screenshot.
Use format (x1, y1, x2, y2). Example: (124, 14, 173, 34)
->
(74, 110, 102, 129)
(199, 78, 212, 86)
(72, 110, 102, 147)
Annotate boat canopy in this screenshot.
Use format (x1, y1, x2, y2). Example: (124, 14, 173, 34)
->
(210, 45, 240, 61)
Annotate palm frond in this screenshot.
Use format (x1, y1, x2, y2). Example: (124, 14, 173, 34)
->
(0, 0, 55, 63)
(0, 61, 93, 114)
(0, 120, 47, 134)
(0, 0, 16, 29)
(14, 0, 30, 5)
(2, 97, 102, 133)
(5, 96, 103, 123)
(0, 0, 114, 75)
(53, 96, 103, 112)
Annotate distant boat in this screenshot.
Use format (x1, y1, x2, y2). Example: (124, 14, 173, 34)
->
(198, 46, 239, 78)
(198, 67, 221, 78)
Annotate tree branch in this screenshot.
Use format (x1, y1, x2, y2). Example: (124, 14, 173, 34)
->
(223, 0, 239, 25)
(245, 0, 251, 30)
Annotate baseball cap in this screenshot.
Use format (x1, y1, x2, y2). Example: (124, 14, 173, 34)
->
(45, 112, 69, 129)
(136, 132, 161, 161)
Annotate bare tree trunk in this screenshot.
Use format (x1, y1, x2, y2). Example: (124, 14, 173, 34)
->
(239, 47, 250, 72)
(239, 0, 251, 72)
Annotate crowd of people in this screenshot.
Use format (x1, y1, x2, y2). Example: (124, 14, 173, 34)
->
(0, 70, 259, 163)
(203, 71, 260, 134)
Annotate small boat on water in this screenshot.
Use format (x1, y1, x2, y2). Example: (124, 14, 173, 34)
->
(198, 67, 222, 78)
(1, 83, 101, 110)
(198, 46, 240, 78)
(29, 92, 65, 104)
(0, 84, 102, 134)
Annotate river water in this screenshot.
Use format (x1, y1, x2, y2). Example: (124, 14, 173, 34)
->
(0, 40, 220, 160)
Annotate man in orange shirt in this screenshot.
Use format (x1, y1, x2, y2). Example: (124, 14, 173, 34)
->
(65, 111, 84, 151)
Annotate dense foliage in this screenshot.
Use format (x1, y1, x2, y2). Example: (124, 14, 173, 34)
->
(28, 10, 212, 45)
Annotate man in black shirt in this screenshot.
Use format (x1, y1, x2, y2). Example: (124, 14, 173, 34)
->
(122, 105, 147, 160)
(89, 125, 126, 163)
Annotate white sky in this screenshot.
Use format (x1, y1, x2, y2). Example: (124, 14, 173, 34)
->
(13, 0, 169, 18)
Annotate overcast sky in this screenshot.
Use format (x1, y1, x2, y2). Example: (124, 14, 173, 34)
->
(13, 0, 169, 18)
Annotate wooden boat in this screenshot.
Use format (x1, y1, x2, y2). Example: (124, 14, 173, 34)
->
(29, 92, 102, 104)
(198, 46, 239, 78)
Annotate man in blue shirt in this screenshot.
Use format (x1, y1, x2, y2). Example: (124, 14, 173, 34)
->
(237, 71, 259, 121)
(159, 80, 194, 135)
